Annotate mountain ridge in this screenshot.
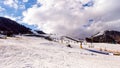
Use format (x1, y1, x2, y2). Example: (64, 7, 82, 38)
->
(86, 30, 120, 44)
(0, 17, 32, 36)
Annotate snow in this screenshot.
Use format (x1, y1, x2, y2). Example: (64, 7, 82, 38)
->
(93, 31, 105, 37)
(0, 36, 120, 68)
(86, 43, 120, 52)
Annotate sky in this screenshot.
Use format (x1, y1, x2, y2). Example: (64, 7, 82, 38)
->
(0, 0, 120, 38)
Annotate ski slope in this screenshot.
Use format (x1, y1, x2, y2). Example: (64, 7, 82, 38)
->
(0, 36, 120, 68)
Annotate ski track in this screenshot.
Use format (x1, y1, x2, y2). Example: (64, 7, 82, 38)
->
(0, 36, 120, 68)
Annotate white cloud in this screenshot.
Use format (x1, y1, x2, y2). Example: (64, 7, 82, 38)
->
(19, 4, 26, 9)
(3, 0, 26, 10)
(4, 15, 23, 24)
(4, 0, 18, 9)
(23, 0, 28, 3)
(0, 6, 5, 12)
(4, 15, 17, 21)
(22, 0, 120, 38)
(80, 0, 90, 4)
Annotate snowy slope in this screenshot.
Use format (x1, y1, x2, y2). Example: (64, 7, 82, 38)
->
(93, 31, 105, 37)
(0, 36, 120, 68)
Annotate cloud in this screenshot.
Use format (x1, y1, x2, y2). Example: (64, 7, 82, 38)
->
(4, 15, 17, 21)
(4, 0, 18, 9)
(0, 6, 5, 12)
(23, 0, 28, 3)
(22, 0, 120, 38)
(3, 0, 26, 10)
(19, 4, 26, 9)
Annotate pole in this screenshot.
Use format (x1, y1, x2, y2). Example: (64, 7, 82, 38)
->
(80, 41, 83, 49)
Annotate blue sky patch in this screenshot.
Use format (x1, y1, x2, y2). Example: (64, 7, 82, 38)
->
(83, 19, 94, 27)
(0, 0, 38, 29)
(82, 0, 94, 7)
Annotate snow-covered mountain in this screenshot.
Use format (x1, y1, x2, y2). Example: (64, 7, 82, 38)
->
(0, 17, 46, 37)
(86, 30, 120, 44)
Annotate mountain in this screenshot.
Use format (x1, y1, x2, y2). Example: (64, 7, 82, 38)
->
(0, 17, 33, 36)
(35, 30, 46, 34)
(86, 30, 120, 44)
